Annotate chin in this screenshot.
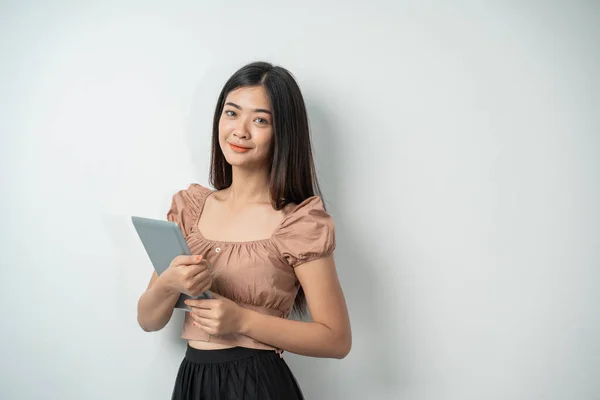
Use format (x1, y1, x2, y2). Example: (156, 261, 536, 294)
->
(223, 153, 255, 168)
(225, 154, 271, 171)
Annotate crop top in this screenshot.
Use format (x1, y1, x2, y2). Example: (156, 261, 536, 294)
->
(166, 183, 336, 350)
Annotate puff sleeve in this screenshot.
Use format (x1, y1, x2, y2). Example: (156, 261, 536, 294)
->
(166, 183, 210, 236)
(273, 196, 336, 268)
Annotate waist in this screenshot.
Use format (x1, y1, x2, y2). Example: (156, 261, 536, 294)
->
(184, 344, 276, 364)
(181, 303, 287, 351)
(188, 340, 235, 350)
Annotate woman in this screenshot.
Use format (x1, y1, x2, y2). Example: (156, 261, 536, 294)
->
(137, 61, 352, 399)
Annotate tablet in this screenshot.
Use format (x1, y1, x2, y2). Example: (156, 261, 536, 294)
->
(131, 216, 211, 310)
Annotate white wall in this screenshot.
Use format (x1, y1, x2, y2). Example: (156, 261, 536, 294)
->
(1, 1, 599, 399)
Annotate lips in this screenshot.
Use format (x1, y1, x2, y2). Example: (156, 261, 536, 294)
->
(229, 143, 251, 153)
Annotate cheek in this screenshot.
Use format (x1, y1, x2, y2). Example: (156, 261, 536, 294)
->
(256, 130, 274, 151)
(218, 119, 231, 140)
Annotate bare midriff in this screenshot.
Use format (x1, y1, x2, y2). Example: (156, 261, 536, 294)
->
(188, 340, 235, 350)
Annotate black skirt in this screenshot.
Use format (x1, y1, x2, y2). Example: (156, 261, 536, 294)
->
(171, 345, 304, 400)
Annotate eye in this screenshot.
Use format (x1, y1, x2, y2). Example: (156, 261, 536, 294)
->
(224, 110, 236, 117)
(254, 117, 269, 124)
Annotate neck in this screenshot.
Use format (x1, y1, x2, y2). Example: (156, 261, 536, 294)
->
(226, 166, 271, 204)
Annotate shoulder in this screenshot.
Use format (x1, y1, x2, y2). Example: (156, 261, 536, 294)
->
(280, 196, 334, 229)
(273, 196, 336, 268)
(167, 183, 214, 234)
(174, 183, 213, 201)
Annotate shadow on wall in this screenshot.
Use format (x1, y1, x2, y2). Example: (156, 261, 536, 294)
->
(186, 61, 243, 182)
(285, 95, 409, 399)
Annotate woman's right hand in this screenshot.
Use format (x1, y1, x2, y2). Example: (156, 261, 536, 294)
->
(158, 255, 212, 297)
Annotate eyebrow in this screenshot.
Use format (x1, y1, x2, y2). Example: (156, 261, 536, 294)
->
(225, 102, 272, 115)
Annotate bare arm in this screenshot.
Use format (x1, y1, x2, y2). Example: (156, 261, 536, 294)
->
(242, 255, 351, 358)
(189, 255, 352, 358)
(137, 271, 180, 332)
(137, 255, 212, 332)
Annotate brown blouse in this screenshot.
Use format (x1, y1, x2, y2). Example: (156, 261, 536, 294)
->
(167, 184, 336, 350)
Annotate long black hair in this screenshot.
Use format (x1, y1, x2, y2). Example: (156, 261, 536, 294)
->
(209, 61, 322, 315)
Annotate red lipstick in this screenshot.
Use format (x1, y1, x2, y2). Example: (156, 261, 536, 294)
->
(229, 143, 251, 153)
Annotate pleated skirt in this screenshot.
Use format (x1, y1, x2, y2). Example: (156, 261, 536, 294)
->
(171, 345, 304, 400)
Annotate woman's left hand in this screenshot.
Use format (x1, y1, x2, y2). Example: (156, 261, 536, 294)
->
(185, 293, 247, 336)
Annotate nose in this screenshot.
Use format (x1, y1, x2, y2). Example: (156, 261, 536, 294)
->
(233, 118, 250, 140)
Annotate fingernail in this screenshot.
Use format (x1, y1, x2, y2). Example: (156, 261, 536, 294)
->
(196, 256, 201, 261)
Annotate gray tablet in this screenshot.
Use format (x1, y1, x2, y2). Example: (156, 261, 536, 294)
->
(131, 216, 211, 310)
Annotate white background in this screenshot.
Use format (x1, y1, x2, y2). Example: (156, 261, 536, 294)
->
(1, 1, 599, 399)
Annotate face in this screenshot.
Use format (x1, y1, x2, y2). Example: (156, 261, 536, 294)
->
(218, 85, 274, 169)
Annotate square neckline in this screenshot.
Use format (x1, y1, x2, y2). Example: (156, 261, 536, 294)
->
(192, 189, 286, 245)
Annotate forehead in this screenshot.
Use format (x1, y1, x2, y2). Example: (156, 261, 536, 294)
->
(225, 86, 271, 110)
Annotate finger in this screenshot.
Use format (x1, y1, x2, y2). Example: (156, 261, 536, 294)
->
(174, 255, 204, 267)
(184, 269, 212, 297)
(185, 299, 212, 309)
(189, 281, 212, 298)
(182, 267, 209, 290)
(191, 266, 211, 282)
(189, 313, 215, 328)
(185, 284, 210, 299)
(188, 270, 211, 291)
(189, 308, 213, 319)
(189, 314, 214, 330)
(182, 263, 209, 280)
(191, 318, 215, 334)
(207, 291, 222, 299)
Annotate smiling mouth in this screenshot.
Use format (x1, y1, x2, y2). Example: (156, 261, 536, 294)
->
(229, 143, 251, 153)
